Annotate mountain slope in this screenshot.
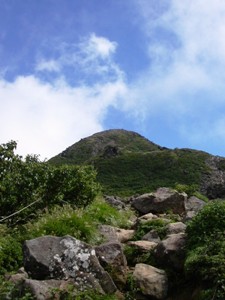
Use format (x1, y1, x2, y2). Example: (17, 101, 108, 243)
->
(49, 129, 225, 197)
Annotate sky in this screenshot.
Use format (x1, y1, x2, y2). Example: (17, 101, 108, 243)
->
(1, 0, 225, 159)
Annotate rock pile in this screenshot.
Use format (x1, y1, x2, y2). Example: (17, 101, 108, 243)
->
(9, 187, 207, 299)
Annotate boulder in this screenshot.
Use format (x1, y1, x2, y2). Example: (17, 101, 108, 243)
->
(133, 263, 168, 299)
(166, 222, 186, 235)
(132, 188, 187, 215)
(23, 235, 117, 294)
(142, 229, 161, 243)
(104, 195, 126, 210)
(184, 196, 206, 220)
(154, 233, 186, 271)
(127, 241, 158, 252)
(95, 242, 127, 287)
(98, 225, 135, 243)
(23, 279, 79, 300)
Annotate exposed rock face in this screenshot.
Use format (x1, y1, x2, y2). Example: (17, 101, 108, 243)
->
(132, 188, 187, 215)
(154, 233, 186, 271)
(23, 235, 117, 294)
(95, 242, 127, 287)
(133, 263, 168, 299)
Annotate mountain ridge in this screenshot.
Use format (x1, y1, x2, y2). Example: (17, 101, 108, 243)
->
(49, 129, 225, 198)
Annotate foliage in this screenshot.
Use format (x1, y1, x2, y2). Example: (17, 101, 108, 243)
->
(0, 225, 23, 275)
(0, 141, 100, 225)
(185, 201, 225, 299)
(0, 277, 34, 300)
(134, 219, 169, 241)
(22, 197, 134, 245)
(50, 284, 118, 300)
(124, 245, 156, 267)
(174, 183, 209, 201)
(94, 149, 210, 196)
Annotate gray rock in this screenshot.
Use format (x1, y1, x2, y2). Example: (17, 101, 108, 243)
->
(133, 263, 168, 299)
(154, 233, 186, 271)
(127, 241, 158, 252)
(142, 229, 161, 242)
(23, 279, 76, 300)
(23, 235, 117, 294)
(132, 187, 187, 215)
(184, 196, 206, 220)
(104, 195, 126, 209)
(98, 225, 135, 243)
(166, 222, 186, 235)
(95, 242, 127, 287)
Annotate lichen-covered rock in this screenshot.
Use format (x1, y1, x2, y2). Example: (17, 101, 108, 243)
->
(133, 263, 168, 299)
(95, 242, 127, 287)
(23, 235, 117, 294)
(132, 188, 187, 215)
(154, 233, 186, 271)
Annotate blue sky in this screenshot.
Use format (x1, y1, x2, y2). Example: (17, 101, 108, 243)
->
(1, 0, 225, 158)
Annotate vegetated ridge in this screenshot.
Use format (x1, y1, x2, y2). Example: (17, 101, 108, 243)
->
(49, 129, 225, 198)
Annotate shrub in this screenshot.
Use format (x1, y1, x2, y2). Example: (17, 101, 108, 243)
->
(185, 200, 225, 299)
(0, 141, 100, 225)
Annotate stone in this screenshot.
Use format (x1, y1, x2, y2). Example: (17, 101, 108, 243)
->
(154, 233, 186, 271)
(142, 229, 161, 242)
(98, 225, 135, 243)
(104, 195, 126, 210)
(132, 187, 187, 215)
(23, 279, 77, 300)
(23, 235, 117, 294)
(127, 241, 158, 252)
(95, 242, 127, 287)
(184, 196, 206, 220)
(166, 222, 186, 235)
(133, 263, 168, 299)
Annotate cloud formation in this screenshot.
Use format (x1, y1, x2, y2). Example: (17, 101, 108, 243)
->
(0, 34, 126, 158)
(127, 0, 225, 150)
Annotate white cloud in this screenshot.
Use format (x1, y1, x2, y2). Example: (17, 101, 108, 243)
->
(36, 59, 60, 72)
(0, 34, 127, 159)
(83, 33, 117, 58)
(125, 0, 225, 147)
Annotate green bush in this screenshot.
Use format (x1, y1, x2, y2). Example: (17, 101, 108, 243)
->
(0, 141, 100, 225)
(185, 201, 225, 299)
(0, 236, 23, 275)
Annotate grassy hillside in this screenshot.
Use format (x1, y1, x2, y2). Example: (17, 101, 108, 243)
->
(94, 149, 210, 196)
(49, 129, 212, 196)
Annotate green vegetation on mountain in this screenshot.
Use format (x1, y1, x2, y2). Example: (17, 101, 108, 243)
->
(50, 129, 211, 196)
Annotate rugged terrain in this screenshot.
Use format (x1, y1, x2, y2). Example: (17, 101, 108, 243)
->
(50, 129, 225, 198)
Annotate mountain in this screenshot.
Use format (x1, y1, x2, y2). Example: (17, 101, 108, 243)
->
(49, 129, 225, 198)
